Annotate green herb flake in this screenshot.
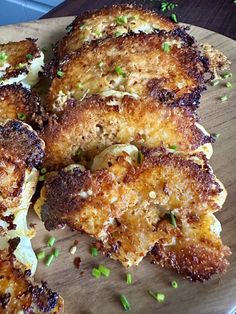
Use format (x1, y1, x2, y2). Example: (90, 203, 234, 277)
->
(37, 251, 46, 260)
(98, 264, 110, 277)
(220, 95, 228, 102)
(171, 13, 178, 23)
(170, 212, 177, 227)
(222, 72, 233, 79)
(211, 80, 220, 86)
(17, 63, 26, 69)
(169, 145, 177, 150)
(57, 70, 64, 78)
(115, 66, 126, 78)
(120, 295, 131, 311)
(47, 236, 56, 247)
(171, 280, 178, 288)
(115, 31, 123, 37)
(0, 51, 8, 62)
(137, 151, 142, 164)
(162, 42, 171, 53)
(40, 167, 47, 174)
(45, 254, 54, 267)
(91, 247, 98, 257)
(79, 23, 86, 30)
(126, 273, 132, 284)
(92, 268, 101, 278)
(38, 175, 46, 182)
(53, 248, 60, 257)
(226, 82, 233, 88)
(149, 290, 165, 303)
(26, 53, 33, 60)
(77, 83, 84, 89)
(116, 16, 128, 25)
(97, 60, 104, 68)
(17, 112, 26, 121)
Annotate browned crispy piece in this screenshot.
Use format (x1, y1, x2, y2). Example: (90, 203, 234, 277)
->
(0, 39, 40, 81)
(47, 32, 209, 111)
(150, 214, 231, 281)
(0, 84, 46, 128)
(0, 248, 64, 313)
(41, 96, 213, 169)
(57, 4, 193, 59)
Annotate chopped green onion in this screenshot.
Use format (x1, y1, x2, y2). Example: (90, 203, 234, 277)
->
(149, 290, 165, 302)
(170, 212, 177, 227)
(171, 13, 178, 23)
(40, 167, 47, 174)
(98, 264, 110, 277)
(47, 236, 56, 247)
(0, 51, 8, 62)
(45, 254, 54, 267)
(92, 268, 101, 278)
(79, 23, 86, 30)
(115, 66, 126, 78)
(37, 251, 46, 260)
(115, 31, 123, 37)
(120, 295, 131, 311)
(169, 145, 177, 150)
(17, 112, 26, 121)
(211, 80, 220, 86)
(91, 247, 98, 257)
(77, 83, 84, 89)
(17, 63, 26, 69)
(26, 53, 33, 59)
(222, 72, 233, 79)
(137, 151, 142, 164)
(210, 133, 220, 141)
(57, 70, 64, 77)
(116, 16, 128, 25)
(171, 280, 178, 288)
(53, 248, 60, 257)
(220, 95, 228, 102)
(38, 175, 46, 182)
(126, 273, 132, 284)
(162, 42, 171, 53)
(97, 60, 104, 68)
(131, 15, 139, 20)
(94, 29, 102, 37)
(226, 82, 232, 88)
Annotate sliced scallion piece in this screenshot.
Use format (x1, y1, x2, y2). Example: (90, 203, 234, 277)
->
(26, 53, 33, 59)
(38, 175, 46, 182)
(169, 145, 177, 150)
(92, 268, 101, 278)
(37, 251, 46, 260)
(211, 80, 220, 86)
(220, 95, 228, 102)
(17, 113, 26, 121)
(137, 151, 142, 164)
(0, 51, 8, 62)
(171, 13, 178, 23)
(116, 16, 128, 25)
(47, 236, 56, 247)
(126, 273, 132, 284)
(45, 254, 54, 267)
(149, 290, 165, 302)
(222, 72, 233, 79)
(162, 42, 171, 53)
(53, 248, 60, 257)
(170, 212, 177, 227)
(91, 247, 98, 257)
(120, 295, 131, 311)
(171, 280, 178, 288)
(98, 264, 110, 277)
(115, 66, 126, 78)
(57, 70, 64, 77)
(40, 167, 47, 174)
(226, 82, 232, 88)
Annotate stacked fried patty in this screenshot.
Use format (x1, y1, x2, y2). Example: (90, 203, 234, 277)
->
(33, 4, 231, 282)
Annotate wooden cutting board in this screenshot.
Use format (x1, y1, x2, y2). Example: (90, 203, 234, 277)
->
(0, 17, 235, 314)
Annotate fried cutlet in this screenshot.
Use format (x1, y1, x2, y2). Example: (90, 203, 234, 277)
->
(47, 32, 209, 111)
(35, 145, 227, 278)
(41, 95, 213, 170)
(0, 248, 64, 313)
(0, 84, 46, 128)
(56, 4, 193, 59)
(0, 39, 44, 87)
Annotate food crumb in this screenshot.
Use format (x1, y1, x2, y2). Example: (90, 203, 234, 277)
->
(74, 257, 81, 269)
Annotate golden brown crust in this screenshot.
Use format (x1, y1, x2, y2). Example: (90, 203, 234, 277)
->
(57, 4, 189, 59)
(150, 216, 231, 281)
(0, 249, 64, 313)
(0, 84, 46, 128)
(41, 95, 212, 169)
(47, 32, 209, 110)
(0, 38, 40, 81)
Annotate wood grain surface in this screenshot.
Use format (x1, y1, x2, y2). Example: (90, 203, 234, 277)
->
(42, 0, 236, 40)
(0, 18, 236, 314)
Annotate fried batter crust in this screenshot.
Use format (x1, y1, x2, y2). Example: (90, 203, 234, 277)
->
(41, 96, 212, 169)
(0, 249, 64, 313)
(47, 32, 209, 110)
(0, 84, 45, 128)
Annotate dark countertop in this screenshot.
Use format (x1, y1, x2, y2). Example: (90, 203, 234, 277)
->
(41, 0, 236, 40)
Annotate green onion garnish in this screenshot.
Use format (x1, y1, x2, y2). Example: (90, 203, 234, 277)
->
(211, 80, 220, 86)
(171, 280, 178, 288)
(77, 83, 84, 89)
(149, 290, 165, 302)
(40, 167, 47, 174)
(116, 16, 128, 25)
(79, 23, 86, 30)
(169, 145, 177, 150)
(57, 70, 64, 77)
(226, 82, 232, 88)
(26, 53, 33, 59)
(53, 248, 60, 257)
(120, 295, 131, 311)
(45, 254, 54, 267)
(94, 29, 102, 37)
(137, 151, 142, 164)
(171, 13, 178, 23)
(115, 31, 123, 37)
(38, 175, 46, 182)
(17, 112, 26, 121)
(37, 251, 46, 260)
(126, 273, 132, 284)
(47, 236, 56, 247)
(220, 95, 228, 102)
(162, 42, 171, 53)
(97, 60, 104, 68)
(115, 66, 126, 78)
(98, 264, 110, 277)
(170, 212, 177, 227)
(91, 247, 98, 257)
(17, 63, 26, 69)
(222, 72, 233, 79)
(0, 51, 8, 62)
(92, 268, 101, 278)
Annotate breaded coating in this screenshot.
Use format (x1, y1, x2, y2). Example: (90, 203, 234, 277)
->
(36, 145, 227, 274)
(47, 33, 209, 111)
(0, 84, 46, 128)
(56, 4, 193, 59)
(0, 39, 44, 87)
(41, 96, 213, 169)
(0, 248, 64, 313)
(150, 214, 231, 281)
